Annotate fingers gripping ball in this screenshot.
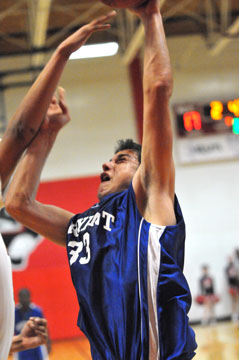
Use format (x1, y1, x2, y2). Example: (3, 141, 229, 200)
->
(101, 0, 147, 9)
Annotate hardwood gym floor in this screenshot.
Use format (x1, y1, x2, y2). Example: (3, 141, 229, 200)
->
(49, 321, 238, 360)
(192, 321, 239, 359)
(9, 320, 239, 359)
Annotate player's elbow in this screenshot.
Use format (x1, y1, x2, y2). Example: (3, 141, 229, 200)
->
(5, 193, 31, 223)
(156, 76, 173, 97)
(146, 77, 173, 100)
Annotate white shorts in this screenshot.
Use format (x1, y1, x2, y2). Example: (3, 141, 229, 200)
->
(0, 235, 14, 360)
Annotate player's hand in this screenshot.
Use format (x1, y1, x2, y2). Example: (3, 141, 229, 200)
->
(128, 0, 159, 17)
(9, 318, 48, 354)
(21, 317, 48, 347)
(58, 11, 116, 58)
(41, 87, 70, 133)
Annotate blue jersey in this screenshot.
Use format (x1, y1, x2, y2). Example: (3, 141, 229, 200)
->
(14, 304, 48, 360)
(67, 183, 197, 359)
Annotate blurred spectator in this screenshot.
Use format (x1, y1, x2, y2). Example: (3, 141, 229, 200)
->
(14, 288, 51, 360)
(225, 255, 239, 322)
(196, 265, 219, 325)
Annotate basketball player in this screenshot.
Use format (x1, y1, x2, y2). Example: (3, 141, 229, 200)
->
(0, 11, 116, 360)
(5, 0, 197, 358)
(1, 239, 47, 358)
(14, 288, 51, 360)
(198, 265, 218, 325)
(225, 256, 239, 321)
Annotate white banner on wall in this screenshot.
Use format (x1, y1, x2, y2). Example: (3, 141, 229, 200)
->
(177, 133, 239, 164)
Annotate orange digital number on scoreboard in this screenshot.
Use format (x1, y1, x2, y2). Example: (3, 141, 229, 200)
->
(227, 99, 239, 117)
(210, 101, 223, 120)
(183, 111, 202, 132)
(174, 98, 239, 137)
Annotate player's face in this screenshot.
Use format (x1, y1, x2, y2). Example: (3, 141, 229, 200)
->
(19, 291, 31, 309)
(98, 150, 140, 200)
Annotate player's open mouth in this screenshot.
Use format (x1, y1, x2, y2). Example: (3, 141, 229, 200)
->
(100, 173, 111, 182)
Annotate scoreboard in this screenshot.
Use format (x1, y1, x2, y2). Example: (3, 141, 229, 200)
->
(173, 98, 239, 164)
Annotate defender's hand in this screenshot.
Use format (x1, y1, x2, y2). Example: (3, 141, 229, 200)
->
(58, 11, 116, 58)
(42, 87, 70, 133)
(21, 317, 48, 345)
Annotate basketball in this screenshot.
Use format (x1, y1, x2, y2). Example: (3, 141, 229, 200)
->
(100, 0, 147, 9)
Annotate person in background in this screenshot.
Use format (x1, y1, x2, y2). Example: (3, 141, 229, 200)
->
(225, 255, 239, 322)
(235, 248, 239, 266)
(14, 288, 51, 360)
(196, 265, 219, 325)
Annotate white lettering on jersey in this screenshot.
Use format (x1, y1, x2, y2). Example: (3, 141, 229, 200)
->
(67, 210, 115, 266)
(68, 241, 84, 265)
(68, 218, 89, 236)
(102, 211, 115, 231)
(68, 233, 91, 265)
(79, 233, 90, 264)
(81, 216, 94, 232)
(91, 212, 100, 226)
(67, 211, 115, 236)
(77, 217, 89, 232)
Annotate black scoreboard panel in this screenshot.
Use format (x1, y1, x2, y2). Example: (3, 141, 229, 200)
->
(173, 99, 239, 138)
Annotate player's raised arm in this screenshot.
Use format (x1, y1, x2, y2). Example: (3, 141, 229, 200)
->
(0, 10, 116, 192)
(131, 0, 176, 226)
(5, 89, 74, 246)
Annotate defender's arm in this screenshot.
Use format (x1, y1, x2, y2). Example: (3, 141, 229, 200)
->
(5, 93, 73, 246)
(0, 11, 116, 192)
(4, 12, 116, 245)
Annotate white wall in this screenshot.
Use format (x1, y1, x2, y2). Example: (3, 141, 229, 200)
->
(170, 35, 239, 320)
(5, 54, 137, 180)
(4, 34, 239, 321)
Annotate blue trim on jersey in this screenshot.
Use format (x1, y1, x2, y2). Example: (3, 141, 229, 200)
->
(67, 183, 197, 359)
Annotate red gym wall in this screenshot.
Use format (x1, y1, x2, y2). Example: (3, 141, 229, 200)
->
(12, 175, 100, 340)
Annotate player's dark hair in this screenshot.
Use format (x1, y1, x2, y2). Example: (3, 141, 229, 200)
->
(115, 139, 141, 163)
